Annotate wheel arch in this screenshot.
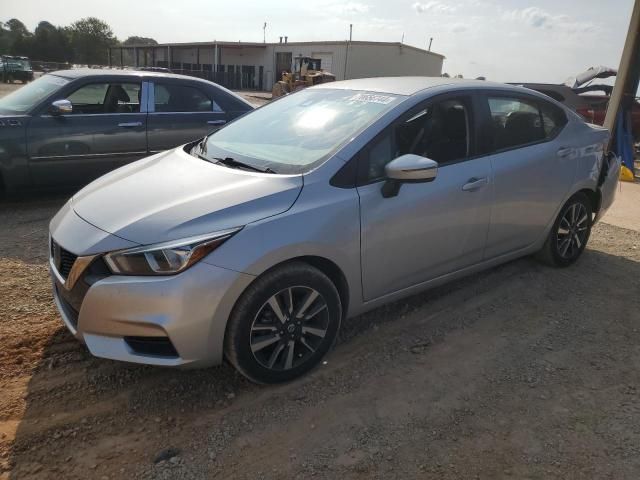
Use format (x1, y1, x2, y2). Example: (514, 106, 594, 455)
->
(577, 187, 601, 216)
(242, 255, 351, 320)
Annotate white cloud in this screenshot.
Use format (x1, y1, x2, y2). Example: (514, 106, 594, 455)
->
(503, 7, 597, 34)
(450, 22, 468, 33)
(331, 1, 370, 15)
(413, 1, 457, 14)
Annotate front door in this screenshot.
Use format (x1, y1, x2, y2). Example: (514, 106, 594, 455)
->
(27, 80, 147, 187)
(358, 95, 492, 301)
(147, 80, 227, 153)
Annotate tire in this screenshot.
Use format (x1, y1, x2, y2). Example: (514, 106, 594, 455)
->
(536, 192, 592, 267)
(224, 262, 342, 384)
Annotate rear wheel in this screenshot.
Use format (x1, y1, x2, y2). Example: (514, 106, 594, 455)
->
(225, 262, 342, 384)
(536, 192, 592, 267)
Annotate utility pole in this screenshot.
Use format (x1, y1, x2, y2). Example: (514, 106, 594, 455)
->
(343, 24, 352, 80)
(263, 22, 267, 43)
(428, 37, 433, 51)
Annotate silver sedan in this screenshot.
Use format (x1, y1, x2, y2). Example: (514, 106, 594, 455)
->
(49, 77, 620, 383)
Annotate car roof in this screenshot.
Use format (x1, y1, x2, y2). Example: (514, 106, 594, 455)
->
(314, 76, 540, 96)
(50, 68, 213, 85)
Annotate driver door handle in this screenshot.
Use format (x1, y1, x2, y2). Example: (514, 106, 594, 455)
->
(118, 122, 143, 128)
(207, 120, 226, 125)
(557, 147, 575, 158)
(462, 177, 488, 192)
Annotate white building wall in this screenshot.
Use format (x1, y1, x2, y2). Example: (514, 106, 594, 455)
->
(346, 44, 443, 79)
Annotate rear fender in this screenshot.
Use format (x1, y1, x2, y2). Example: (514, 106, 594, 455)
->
(594, 151, 621, 223)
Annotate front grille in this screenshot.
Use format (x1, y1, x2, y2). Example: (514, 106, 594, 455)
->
(51, 239, 78, 279)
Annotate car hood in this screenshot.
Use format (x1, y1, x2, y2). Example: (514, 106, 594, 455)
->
(72, 147, 303, 245)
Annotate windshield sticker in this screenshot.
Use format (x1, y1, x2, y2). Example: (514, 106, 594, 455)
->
(347, 93, 396, 105)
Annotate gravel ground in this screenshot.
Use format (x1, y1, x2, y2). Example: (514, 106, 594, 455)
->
(1, 80, 640, 479)
(0, 196, 639, 480)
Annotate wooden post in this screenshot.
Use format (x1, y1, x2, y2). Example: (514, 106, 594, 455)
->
(603, 0, 640, 148)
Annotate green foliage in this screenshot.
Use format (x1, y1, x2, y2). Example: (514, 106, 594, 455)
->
(0, 16, 150, 65)
(123, 36, 158, 46)
(68, 17, 118, 65)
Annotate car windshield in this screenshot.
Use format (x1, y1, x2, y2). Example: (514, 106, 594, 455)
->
(202, 88, 405, 174)
(0, 74, 68, 114)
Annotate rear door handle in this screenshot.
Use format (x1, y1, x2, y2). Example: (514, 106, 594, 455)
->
(462, 177, 488, 192)
(118, 122, 143, 128)
(207, 120, 226, 126)
(557, 147, 575, 158)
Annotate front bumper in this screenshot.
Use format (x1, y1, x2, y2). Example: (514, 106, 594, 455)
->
(51, 259, 254, 367)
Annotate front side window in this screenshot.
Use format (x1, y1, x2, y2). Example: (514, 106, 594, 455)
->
(487, 96, 565, 151)
(67, 82, 141, 114)
(365, 98, 471, 181)
(202, 89, 405, 174)
(0, 74, 68, 114)
(154, 84, 217, 112)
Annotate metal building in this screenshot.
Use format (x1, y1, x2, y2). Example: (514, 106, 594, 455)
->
(109, 40, 445, 91)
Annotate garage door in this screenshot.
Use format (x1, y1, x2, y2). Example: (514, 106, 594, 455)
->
(312, 52, 333, 74)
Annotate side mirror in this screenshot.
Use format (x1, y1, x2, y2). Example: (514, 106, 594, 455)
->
(381, 154, 438, 198)
(50, 99, 72, 115)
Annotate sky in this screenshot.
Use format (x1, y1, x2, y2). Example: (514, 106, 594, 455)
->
(2, 0, 635, 83)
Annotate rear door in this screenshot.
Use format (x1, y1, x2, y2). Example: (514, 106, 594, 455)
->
(478, 92, 574, 258)
(27, 78, 148, 187)
(146, 80, 227, 153)
(358, 93, 493, 301)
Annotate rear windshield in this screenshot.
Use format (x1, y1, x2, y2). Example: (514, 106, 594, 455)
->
(0, 74, 68, 114)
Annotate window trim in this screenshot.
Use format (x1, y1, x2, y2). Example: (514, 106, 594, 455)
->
(355, 92, 480, 187)
(148, 81, 224, 114)
(476, 90, 568, 157)
(37, 78, 148, 117)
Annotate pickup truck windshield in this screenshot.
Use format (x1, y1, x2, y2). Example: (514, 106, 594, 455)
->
(0, 74, 68, 114)
(203, 88, 404, 174)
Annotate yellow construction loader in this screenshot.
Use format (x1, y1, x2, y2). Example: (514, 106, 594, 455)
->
(272, 56, 336, 98)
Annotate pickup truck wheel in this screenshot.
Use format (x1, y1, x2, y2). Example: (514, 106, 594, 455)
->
(536, 192, 592, 267)
(225, 262, 341, 384)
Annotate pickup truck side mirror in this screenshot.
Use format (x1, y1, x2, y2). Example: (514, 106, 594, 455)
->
(381, 154, 438, 198)
(50, 99, 73, 116)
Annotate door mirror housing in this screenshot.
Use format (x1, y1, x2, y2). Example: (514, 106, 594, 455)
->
(50, 99, 72, 115)
(381, 154, 438, 198)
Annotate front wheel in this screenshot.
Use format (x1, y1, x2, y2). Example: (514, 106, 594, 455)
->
(536, 192, 592, 267)
(225, 262, 342, 384)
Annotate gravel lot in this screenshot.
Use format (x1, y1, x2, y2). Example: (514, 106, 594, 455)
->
(1, 80, 640, 479)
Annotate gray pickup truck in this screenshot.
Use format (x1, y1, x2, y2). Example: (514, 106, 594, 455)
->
(0, 69, 254, 193)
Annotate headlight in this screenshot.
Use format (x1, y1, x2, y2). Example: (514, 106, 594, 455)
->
(103, 227, 242, 275)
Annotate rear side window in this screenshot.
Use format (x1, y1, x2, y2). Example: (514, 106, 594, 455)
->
(154, 83, 221, 112)
(487, 96, 566, 151)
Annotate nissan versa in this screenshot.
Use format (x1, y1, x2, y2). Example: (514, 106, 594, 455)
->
(49, 77, 620, 384)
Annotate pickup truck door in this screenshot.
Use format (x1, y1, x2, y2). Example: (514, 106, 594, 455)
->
(146, 80, 227, 153)
(27, 80, 149, 187)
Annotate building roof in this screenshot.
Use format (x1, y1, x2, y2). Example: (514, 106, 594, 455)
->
(117, 40, 445, 59)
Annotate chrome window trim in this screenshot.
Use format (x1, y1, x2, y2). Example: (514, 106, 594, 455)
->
(39, 112, 145, 118)
(31, 150, 147, 161)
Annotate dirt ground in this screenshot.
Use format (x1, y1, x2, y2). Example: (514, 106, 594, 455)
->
(2, 80, 640, 479)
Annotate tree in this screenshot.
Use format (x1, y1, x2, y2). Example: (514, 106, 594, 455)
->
(32, 21, 70, 61)
(68, 17, 117, 65)
(122, 36, 157, 46)
(5, 18, 33, 56)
